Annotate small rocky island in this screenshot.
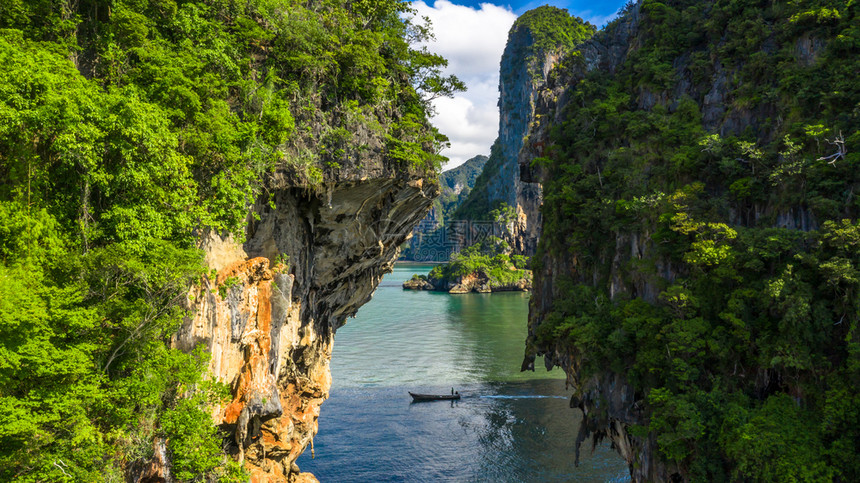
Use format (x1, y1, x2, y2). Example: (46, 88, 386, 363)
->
(403, 237, 532, 293)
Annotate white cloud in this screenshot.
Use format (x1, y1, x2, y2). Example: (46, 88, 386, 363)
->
(409, 1, 624, 169)
(411, 1, 518, 170)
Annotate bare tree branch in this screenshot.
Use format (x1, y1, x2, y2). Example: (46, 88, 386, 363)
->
(53, 460, 70, 478)
(817, 131, 847, 165)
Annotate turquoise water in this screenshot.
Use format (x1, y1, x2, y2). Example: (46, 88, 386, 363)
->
(297, 263, 629, 482)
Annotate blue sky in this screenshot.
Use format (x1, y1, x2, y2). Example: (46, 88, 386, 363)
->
(449, 0, 625, 21)
(414, 1, 629, 169)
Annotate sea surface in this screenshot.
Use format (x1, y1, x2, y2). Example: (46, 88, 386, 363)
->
(297, 263, 629, 482)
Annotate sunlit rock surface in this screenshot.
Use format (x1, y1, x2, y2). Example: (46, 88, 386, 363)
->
(172, 174, 436, 481)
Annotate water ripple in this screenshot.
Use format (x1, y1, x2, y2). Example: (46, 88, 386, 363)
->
(299, 264, 629, 482)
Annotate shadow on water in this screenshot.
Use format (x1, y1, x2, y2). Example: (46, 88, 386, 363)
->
(297, 264, 630, 482)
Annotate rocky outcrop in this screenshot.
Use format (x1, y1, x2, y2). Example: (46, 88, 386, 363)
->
(172, 172, 436, 481)
(446, 271, 532, 294)
(493, 24, 554, 256)
(403, 270, 532, 293)
(402, 275, 435, 290)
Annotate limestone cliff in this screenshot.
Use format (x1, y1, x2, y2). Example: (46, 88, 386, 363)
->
(454, 7, 595, 255)
(172, 170, 436, 481)
(520, 4, 726, 480)
(522, 0, 860, 481)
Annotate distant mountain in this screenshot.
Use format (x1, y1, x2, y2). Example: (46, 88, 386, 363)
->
(438, 155, 488, 218)
(400, 154, 488, 261)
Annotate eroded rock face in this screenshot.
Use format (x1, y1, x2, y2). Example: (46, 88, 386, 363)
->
(401, 277, 434, 291)
(173, 176, 436, 481)
(491, 26, 558, 256)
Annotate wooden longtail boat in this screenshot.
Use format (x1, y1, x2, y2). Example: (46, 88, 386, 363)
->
(409, 391, 461, 402)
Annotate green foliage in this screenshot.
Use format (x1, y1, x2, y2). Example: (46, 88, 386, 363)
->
(511, 254, 530, 269)
(0, 0, 457, 479)
(722, 394, 835, 481)
(426, 237, 531, 288)
(532, 0, 860, 478)
(0, 254, 243, 480)
(511, 6, 597, 81)
(489, 202, 517, 226)
(386, 113, 449, 172)
(218, 276, 242, 299)
(160, 354, 228, 481)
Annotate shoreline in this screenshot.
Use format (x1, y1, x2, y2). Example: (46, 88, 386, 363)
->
(395, 260, 445, 266)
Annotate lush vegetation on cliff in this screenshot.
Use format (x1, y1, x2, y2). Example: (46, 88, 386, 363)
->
(514, 5, 598, 81)
(531, 0, 860, 480)
(454, 141, 509, 222)
(0, 0, 455, 480)
(454, 6, 594, 223)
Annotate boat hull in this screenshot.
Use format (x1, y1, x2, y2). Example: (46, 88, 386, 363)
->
(409, 392, 461, 402)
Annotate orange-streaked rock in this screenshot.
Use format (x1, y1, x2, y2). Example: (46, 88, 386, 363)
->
(170, 178, 436, 481)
